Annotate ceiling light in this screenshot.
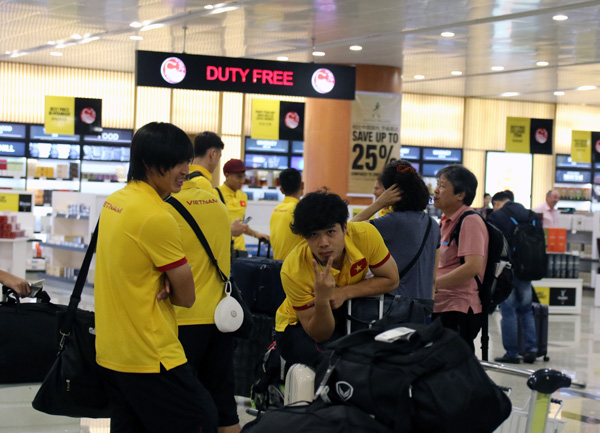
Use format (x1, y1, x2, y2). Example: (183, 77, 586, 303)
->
(204, 4, 215, 9)
(312, 51, 325, 56)
(441, 32, 455, 38)
(140, 23, 165, 31)
(55, 42, 76, 49)
(349, 45, 363, 51)
(576, 85, 596, 91)
(10, 52, 28, 58)
(553, 14, 568, 21)
(130, 21, 143, 28)
(451, 71, 463, 76)
(491, 66, 504, 71)
(71, 34, 82, 40)
(501, 92, 519, 97)
(4, 51, 10, 54)
(79, 36, 100, 44)
(208, 6, 239, 14)
(47, 41, 56, 45)
(130, 35, 144, 41)
(536, 61, 549, 67)
(276, 56, 289, 61)
(50, 51, 63, 56)
(414, 75, 425, 80)
(554, 91, 565, 96)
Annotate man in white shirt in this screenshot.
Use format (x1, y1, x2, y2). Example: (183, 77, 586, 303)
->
(533, 190, 560, 228)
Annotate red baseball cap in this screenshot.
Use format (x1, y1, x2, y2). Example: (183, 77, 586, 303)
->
(223, 158, 246, 174)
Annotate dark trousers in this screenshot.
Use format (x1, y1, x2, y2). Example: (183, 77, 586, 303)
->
(432, 308, 483, 353)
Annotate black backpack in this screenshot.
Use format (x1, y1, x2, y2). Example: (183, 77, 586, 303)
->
(448, 211, 513, 361)
(448, 211, 514, 314)
(501, 206, 547, 281)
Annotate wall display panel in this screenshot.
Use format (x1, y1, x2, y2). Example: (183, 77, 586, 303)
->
(0, 122, 26, 139)
(291, 141, 304, 155)
(422, 148, 462, 162)
(291, 156, 304, 171)
(29, 125, 79, 142)
(556, 154, 591, 169)
(422, 163, 452, 177)
(0, 141, 26, 157)
(400, 146, 420, 160)
(244, 153, 288, 170)
(485, 152, 533, 208)
(555, 170, 592, 184)
(245, 137, 289, 153)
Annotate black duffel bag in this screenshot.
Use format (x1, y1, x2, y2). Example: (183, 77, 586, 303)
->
(316, 319, 511, 433)
(242, 400, 392, 433)
(0, 289, 62, 384)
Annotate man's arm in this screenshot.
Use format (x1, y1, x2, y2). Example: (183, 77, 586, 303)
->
(295, 257, 336, 342)
(329, 258, 399, 309)
(351, 185, 401, 222)
(162, 263, 196, 308)
(435, 254, 484, 290)
(0, 270, 30, 297)
(245, 225, 270, 241)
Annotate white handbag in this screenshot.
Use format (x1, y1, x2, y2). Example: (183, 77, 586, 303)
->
(214, 280, 244, 333)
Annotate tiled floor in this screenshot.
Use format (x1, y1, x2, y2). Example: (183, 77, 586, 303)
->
(3, 283, 600, 432)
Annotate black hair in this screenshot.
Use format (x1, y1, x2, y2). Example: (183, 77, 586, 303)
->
(193, 131, 224, 158)
(492, 191, 512, 203)
(291, 189, 348, 238)
(127, 122, 193, 182)
(380, 160, 429, 211)
(436, 164, 478, 206)
(279, 168, 302, 195)
(484, 193, 491, 199)
(503, 190, 515, 202)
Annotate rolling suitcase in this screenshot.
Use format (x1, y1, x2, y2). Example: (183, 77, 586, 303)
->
(518, 302, 550, 361)
(230, 256, 285, 316)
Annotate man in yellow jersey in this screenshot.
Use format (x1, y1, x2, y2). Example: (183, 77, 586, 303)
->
(188, 132, 246, 237)
(168, 181, 241, 433)
(274, 190, 399, 368)
(269, 168, 304, 260)
(218, 158, 269, 257)
(95, 122, 217, 433)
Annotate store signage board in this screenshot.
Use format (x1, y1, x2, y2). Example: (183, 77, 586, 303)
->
(555, 169, 591, 184)
(83, 128, 133, 144)
(422, 148, 462, 162)
(291, 141, 304, 155)
(245, 138, 289, 153)
(244, 153, 288, 170)
(0, 141, 26, 157)
(136, 50, 356, 100)
(0, 123, 26, 139)
(30, 125, 79, 142)
(556, 154, 591, 169)
(400, 146, 420, 160)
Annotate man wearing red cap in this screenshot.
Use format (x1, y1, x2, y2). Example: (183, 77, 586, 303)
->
(218, 159, 269, 255)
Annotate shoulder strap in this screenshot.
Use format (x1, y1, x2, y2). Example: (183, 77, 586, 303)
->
(59, 220, 98, 341)
(215, 187, 226, 205)
(448, 210, 478, 247)
(166, 196, 228, 282)
(188, 171, 203, 179)
(499, 205, 520, 226)
(398, 216, 433, 280)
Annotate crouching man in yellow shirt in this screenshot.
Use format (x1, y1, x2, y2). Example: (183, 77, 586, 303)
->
(274, 189, 399, 368)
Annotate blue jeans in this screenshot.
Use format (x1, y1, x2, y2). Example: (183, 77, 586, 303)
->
(499, 277, 538, 358)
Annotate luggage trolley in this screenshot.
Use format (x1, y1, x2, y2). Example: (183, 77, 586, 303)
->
(482, 362, 586, 433)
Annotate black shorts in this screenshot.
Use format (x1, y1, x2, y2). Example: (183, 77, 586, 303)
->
(99, 363, 218, 433)
(178, 324, 239, 427)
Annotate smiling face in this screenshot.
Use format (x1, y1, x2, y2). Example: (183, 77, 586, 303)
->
(146, 161, 189, 199)
(433, 174, 465, 215)
(305, 223, 347, 269)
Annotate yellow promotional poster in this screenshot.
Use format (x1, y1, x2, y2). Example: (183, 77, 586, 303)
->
(505, 117, 531, 153)
(251, 99, 279, 139)
(571, 130, 592, 163)
(0, 193, 19, 212)
(534, 286, 550, 305)
(45, 96, 75, 135)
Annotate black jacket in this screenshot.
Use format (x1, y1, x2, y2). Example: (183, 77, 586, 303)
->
(487, 201, 531, 244)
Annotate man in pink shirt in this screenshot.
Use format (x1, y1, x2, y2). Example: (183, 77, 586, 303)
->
(533, 190, 560, 228)
(433, 165, 489, 352)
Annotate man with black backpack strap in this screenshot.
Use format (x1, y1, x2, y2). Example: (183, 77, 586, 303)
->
(488, 191, 542, 364)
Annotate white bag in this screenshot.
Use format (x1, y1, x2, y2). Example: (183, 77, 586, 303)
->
(214, 281, 244, 333)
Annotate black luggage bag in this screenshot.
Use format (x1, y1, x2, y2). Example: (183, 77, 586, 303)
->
(230, 257, 285, 316)
(518, 302, 550, 361)
(233, 314, 275, 397)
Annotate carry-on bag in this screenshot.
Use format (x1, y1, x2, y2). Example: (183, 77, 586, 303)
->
(0, 286, 62, 384)
(243, 400, 392, 433)
(231, 257, 285, 316)
(32, 222, 110, 418)
(518, 302, 550, 361)
(315, 319, 511, 433)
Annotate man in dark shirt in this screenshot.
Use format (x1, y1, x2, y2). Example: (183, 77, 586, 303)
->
(487, 191, 538, 364)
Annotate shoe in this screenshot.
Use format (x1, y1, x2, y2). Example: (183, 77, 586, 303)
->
(494, 355, 521, 364)
(523, 352, 537, 364)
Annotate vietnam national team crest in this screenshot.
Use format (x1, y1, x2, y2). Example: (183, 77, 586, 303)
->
(350, 258, 368, 277)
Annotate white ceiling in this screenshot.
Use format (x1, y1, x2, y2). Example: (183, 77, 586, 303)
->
(3, 0, 600, 105)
